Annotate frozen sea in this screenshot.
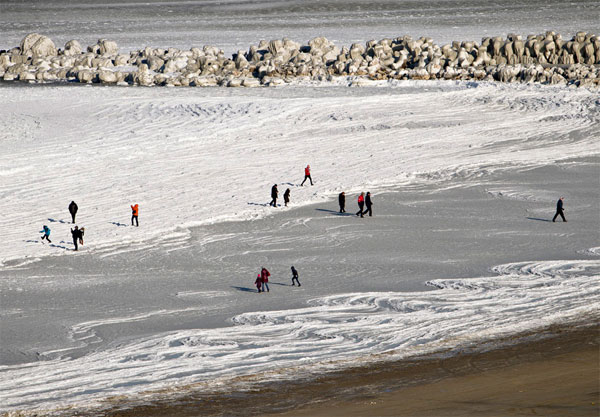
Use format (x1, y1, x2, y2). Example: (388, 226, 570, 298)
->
(1, 1, 600, 416)
(1, 0, 599, 54)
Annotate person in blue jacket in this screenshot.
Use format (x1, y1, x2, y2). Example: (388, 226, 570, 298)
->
(40, 225, 51, 243)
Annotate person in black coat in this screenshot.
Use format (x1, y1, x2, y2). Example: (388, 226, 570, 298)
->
(270, 184, 278, 207)
(338, 192, 346, 213)
(291, 266, 301, 286)
(71, 226, 83, 251)
(284, 188, 290, 207)
(364, 192, 373, 217)
(68, 201, 78, 223)
(552, 197, 567, 222)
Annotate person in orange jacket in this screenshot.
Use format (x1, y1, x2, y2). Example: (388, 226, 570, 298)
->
(301, 164, 313, 186)
(131, 203, 139, 226)
(356, 192, 365, 218)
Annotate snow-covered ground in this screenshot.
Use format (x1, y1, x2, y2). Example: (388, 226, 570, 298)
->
(1, 79, 599, 415)
(1, 80, 598, 267)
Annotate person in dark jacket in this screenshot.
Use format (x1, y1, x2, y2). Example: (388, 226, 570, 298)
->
(339, 192, 346, 213)
(291, 266, 301, 286)
(261, 267, 270, 292)
(71, 226, 83, 251)
(69, 201, 78, 223)
(40, 225, 51, 243)
(552, 197, 567, 222)
(270, 184, 278, 207)
(255, 274, 263, 293)
(364, 192, 373, 217)
(301, 165, 313, 186)
(284, 188, 291, 207)
(356, 192, 365, 217)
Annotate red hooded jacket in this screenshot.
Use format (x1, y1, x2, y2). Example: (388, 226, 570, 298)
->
(261, 268, 270, 282)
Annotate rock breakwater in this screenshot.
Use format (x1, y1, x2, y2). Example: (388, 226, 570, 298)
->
(1, 32, 599, 87)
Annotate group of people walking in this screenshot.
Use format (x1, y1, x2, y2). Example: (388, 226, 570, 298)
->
(270, 165, 376, 218)
(270, 184, 292, 207)
(254, 266, 301, 293)
(40, 200, 140, 251)
(338, 191, 373, 217)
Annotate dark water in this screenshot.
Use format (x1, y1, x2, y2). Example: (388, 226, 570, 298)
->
(1, 0, 598, 53)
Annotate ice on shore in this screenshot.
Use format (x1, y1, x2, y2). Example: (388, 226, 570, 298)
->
(0, 257, 598, 413)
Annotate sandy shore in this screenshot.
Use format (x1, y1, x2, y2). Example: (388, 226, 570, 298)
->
(102, 323, 598, 417)
(271, 324, 599, 417)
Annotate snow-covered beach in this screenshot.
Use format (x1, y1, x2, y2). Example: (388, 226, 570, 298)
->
(1, 80, 599, 415)
(1, 1, 600, 415)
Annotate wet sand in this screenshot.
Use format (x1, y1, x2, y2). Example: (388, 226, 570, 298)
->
(104, 323, 599, 417)
(271, 324, 599, 417)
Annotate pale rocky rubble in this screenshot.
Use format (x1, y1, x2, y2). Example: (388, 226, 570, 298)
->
(1, 32, 599, 87)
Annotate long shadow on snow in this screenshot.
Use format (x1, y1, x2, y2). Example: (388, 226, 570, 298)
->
(315, 208, 354, 216)
(231, 286, 258, 293)
(527, 217, 552, 222)
(268, 281, 293, 286)
(49, 243, 70, 250)
(247, 202, 273, 207)
(48, 218, 68, 224)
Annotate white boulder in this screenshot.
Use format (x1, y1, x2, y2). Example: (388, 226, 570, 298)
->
(20, 33, 57, 57)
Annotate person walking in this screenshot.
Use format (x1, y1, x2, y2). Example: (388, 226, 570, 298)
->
(552, 197, 567, 222)
(301, 165, 313, 186)
(356, 192, 365, 217)
(364, 192, 373, 217)
(255, 273, 263, 293)
(291, 266, 301, 286)
(71, 225, 83, 251)
(339, 192, 346, 213)
(270, 184, 278, 207)
(131, 203, 139, 226)
(284, 188, 291, 207)
(40, 225, 51, 243)
(261, 267, 271, 292)
(68, 201, 78, 224)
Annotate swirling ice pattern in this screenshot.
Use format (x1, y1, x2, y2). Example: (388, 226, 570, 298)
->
(1, 256, 598, 415)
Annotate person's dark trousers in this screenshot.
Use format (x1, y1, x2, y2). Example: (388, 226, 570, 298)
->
(364, 205, 372, 217)
(553, 209, 566, 222)
(292, 276, 300, 286)
(132, 215, 139, 226)
(339, 204, 345, 213)
(270, 198, 277, 207)
(73, 237, 78, 251)
(356, 202, 364, 217)
(70, 213, 76, 223)
(42, 235, 51, 243)
(301, 175, 313, 186)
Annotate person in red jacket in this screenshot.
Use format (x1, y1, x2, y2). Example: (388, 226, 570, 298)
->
(301, 164, 313, 186)
(356, 192, 365, 217)
(261, 267, 270, 292)
(131, 203, 139, 226)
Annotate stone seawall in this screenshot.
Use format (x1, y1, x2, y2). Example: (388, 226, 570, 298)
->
(1, 32, 598, 87)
